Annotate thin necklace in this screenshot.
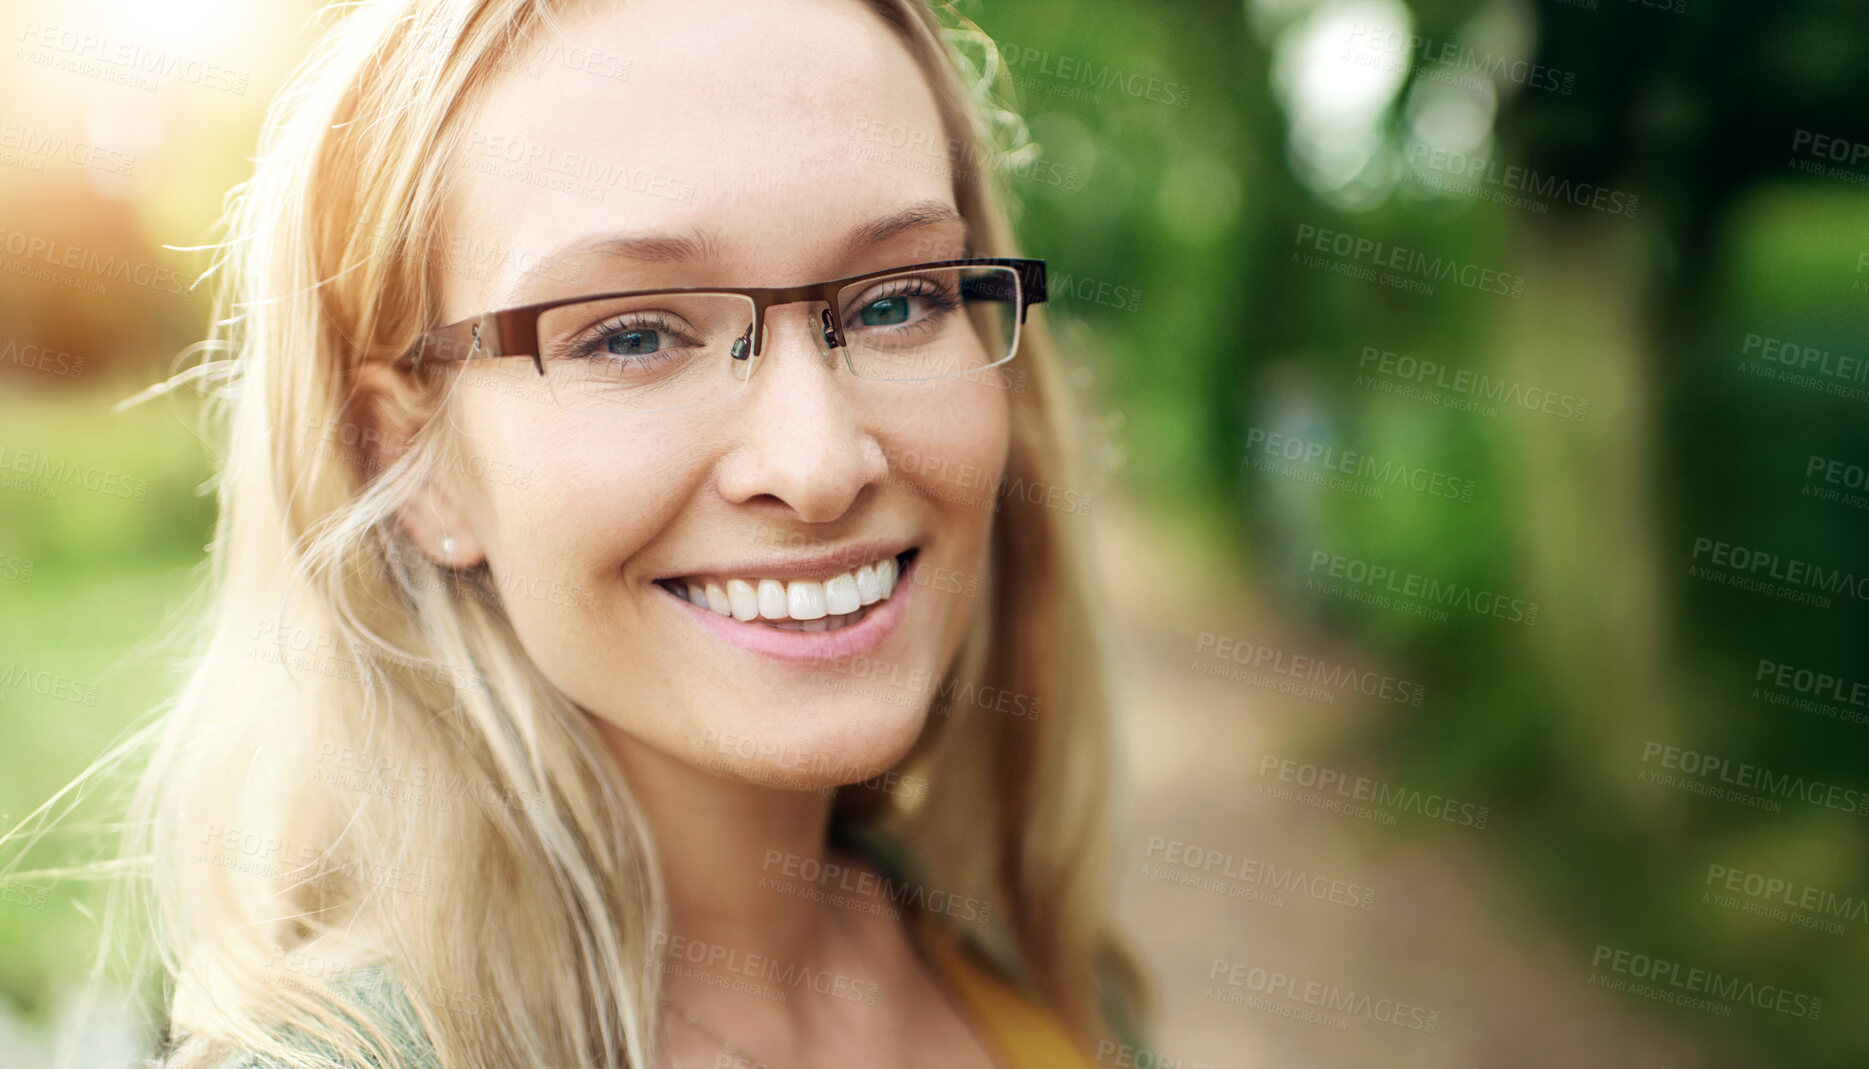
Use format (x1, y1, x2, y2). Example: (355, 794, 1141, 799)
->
(663, 996, 793, 1068)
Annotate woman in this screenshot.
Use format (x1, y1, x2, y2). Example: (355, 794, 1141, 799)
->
(98, 0, 1147, 1065)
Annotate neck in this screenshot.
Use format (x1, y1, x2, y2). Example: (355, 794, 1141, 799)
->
(592, 723, 947, 1068)
(597, 722, 845, 971)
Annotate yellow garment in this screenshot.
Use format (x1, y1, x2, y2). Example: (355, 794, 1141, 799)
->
(922, 935, 1097, 1068)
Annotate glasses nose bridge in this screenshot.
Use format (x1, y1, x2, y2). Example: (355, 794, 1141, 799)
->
(749, 282, 846, 360)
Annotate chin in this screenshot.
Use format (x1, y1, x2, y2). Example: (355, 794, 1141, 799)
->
(688, 688, 936, 793)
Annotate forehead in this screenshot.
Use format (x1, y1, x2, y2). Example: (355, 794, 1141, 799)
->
(438, 0, 961, 314)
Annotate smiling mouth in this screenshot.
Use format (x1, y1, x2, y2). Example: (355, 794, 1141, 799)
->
(656, 548, 918, 633)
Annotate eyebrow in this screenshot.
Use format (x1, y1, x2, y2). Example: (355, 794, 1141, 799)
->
(526, 199, 967, 279)
(542, 226, 721, 266)
(835, 200, 965, 258)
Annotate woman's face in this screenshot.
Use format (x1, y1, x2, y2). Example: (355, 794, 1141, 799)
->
(407, 0, 1010, 789)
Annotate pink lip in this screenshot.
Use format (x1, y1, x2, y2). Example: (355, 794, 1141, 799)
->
(660, 556, 918, 663)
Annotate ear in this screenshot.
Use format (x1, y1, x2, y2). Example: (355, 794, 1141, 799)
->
(350, 361, 488, 569)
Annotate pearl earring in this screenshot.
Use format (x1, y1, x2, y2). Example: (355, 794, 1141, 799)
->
(441, 536, 457, 557)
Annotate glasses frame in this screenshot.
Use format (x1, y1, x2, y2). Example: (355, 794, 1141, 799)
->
(398, 257, 1048, 374)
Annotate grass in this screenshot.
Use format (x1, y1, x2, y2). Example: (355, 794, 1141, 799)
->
(0, 381, 214, 1021)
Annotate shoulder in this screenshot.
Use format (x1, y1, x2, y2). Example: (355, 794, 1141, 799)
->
(836, 822, 1151, 1056)
(922, 934, 1098, 1069)
(160, 965, 440, 1069)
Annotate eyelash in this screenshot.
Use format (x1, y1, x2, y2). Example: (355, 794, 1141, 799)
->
(849, 278, 962, 325)
(566, 312, 693, 362)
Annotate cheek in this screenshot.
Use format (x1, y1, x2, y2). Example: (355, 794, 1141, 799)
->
(887, 378, 1012, 523)
(455, 380, 688, 558)
(451, 400, 702, 675)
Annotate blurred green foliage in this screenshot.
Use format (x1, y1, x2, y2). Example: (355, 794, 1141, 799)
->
(968, 0, 1868, 1064)
(0, 387, 213, 1021)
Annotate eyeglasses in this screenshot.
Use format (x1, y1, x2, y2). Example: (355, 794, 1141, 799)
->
(398, 257, 1047, 414)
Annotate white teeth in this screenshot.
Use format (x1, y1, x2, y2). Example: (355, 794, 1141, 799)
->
(764, 605, 869, 632)
(757, 579, 789, 619)
(672, 553, 909, 624)
(824, 572, 861, 615)
(787, 580, 828, 620)
(726, 579, 760, 621)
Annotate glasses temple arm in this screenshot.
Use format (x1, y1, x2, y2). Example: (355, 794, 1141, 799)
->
(1015, 260, 1046, 321)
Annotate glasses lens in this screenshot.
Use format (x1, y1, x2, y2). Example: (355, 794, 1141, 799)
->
(534, 292, 758, 413)
(836, 265, 1021, 381)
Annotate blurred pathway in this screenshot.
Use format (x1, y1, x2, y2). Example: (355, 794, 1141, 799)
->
(1095, 493, 1714, 1069)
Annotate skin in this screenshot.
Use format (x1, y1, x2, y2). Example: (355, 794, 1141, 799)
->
(358, 0, 1010, 1064)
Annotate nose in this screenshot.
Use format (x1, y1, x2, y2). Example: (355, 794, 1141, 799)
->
(713, 303, 889, 523)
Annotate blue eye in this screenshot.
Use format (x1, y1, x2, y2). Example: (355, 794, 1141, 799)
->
(603, 328, 665, 357)
(859, 297, 913, 327)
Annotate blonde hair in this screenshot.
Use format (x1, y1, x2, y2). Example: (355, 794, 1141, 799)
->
(6, 1, 1148, 1066)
